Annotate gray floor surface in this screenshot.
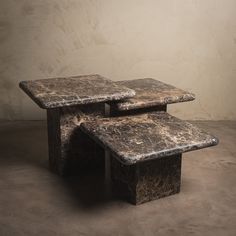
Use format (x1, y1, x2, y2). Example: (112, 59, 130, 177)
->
(0, 120, 235, 236)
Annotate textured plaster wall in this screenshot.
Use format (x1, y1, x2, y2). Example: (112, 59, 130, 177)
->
(0, 0, 236, 120)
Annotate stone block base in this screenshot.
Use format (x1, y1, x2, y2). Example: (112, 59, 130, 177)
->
(47, 103, 105, 176)
(111, 154, 182, 205)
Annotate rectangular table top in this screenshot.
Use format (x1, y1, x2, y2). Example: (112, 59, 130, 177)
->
(19, 74, 135, 109)
(111, 78, 195, 111)
(80, 111, 218, 165)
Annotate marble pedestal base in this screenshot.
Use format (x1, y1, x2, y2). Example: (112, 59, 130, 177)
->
(111, 154, 182, 205)
(47, 103, 105, 176)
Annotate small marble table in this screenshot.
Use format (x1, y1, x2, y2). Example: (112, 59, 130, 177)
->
(110, 78, 195, 116)
(19, 74, 135, 175)
(80, 111, 218, 204)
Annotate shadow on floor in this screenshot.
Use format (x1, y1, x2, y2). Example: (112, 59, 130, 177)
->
(1, 121, 236, 236)
(0, 121, 117, 208)
(62, 170, 117, 208)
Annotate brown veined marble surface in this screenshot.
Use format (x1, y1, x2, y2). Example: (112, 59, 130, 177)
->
(111, 154, 182, 205)
(80, 111, 218, 165)
(47, 103, 105, 176)
(19, 74, 135, 109)
(110, 78, 195, 111)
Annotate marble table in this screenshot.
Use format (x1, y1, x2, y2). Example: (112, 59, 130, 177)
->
(110, 78, 195, 116)
(20, 74, 135, 109)
(19, 74, 135, 175)
(80, 111, 218, 204)
(19, 75, 218, 205)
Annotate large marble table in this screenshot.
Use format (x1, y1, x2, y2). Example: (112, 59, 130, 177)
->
(80, 112, 218, 204)
(19, 74, 135, 175)
(20, 74, 135, 109)
(19, 75, 218, 205)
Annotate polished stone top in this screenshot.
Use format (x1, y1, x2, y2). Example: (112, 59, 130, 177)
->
(19, 74, 135, 109)
(81, 112, 218, 165)
(111, 78, 195, 111)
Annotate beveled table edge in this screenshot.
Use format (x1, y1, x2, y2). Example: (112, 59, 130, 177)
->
(111, 78, 196, 111)
(80, 112, 219, 165)
(19, 74, 136, 109)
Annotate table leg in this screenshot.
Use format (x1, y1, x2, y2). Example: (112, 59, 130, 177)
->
(111, 154, 182, 205)
(47, 103, 105, 176)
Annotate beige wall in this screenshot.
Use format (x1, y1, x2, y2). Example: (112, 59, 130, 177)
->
(0, 0, 236, 120)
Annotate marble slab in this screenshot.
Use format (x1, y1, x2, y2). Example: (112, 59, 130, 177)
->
(111, 78, 195, 111)
(19, 74, 135, 109)
(80, 111, 218, 165)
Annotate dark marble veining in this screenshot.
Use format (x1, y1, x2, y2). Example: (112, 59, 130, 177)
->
(47, 103, 105, 176)
(19, 74, 135, 109)
(111, 78, 195, 111)
(80, 111, 218, 165)
(110, 104, 167, 117)
(111, 154, 182, 205)
(18, 73, 220, 205)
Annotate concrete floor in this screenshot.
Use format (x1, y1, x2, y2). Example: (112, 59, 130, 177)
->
(0, 120, 235, 236)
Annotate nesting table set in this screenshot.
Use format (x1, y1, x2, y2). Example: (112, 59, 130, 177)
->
(20, 74, 218, 205)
